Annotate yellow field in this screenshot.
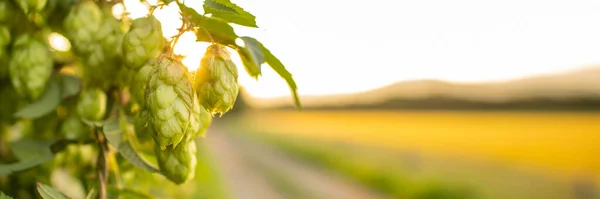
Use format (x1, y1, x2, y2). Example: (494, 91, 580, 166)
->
(238, 110, 600, 179)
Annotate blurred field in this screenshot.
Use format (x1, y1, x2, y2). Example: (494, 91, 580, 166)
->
(237, 110, 600, 181)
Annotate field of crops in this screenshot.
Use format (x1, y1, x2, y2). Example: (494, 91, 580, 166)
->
(236, 110, 600, 180)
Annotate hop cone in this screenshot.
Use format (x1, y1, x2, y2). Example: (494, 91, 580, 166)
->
(131, 60, 156, 105)
(184, 96, 212, 142)
(194, 44, 239, 116)
(77, 88, 107, 122)
(145, 57, 197, 149)
(122, 15, 164, 70)
(63, 1, 102, 54)
(155, 140, 197, 184)
(15, 0, 47, 13)
(8, 35, 53, 100)
(60, 113, 89, 141)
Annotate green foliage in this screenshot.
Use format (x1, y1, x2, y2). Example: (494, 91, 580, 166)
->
(203, 0, 258, 27)
(36, 182, 68, 199)
(0, 140, 55, 175)
(0, 0, 300, 198)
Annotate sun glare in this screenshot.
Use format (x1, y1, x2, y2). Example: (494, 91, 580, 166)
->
(48, 33, 70, 52)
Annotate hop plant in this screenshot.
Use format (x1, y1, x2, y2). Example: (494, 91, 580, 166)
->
(194, 44, 240, 116)
(77, 88, 107, 122)
(144, 57, 199, 150)
(155, 140, 197, 184)
(8, 34, 53, 100)
(122, 15, 164, 70)
(0, 0, 299, 197)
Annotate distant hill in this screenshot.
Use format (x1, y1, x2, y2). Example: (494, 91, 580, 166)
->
(248, 66, 600, 110)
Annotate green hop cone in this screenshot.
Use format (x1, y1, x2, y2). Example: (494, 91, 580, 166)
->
(15, 0, 47, 14)
(194, 44, 239, 116)
(8, 34, 53, 100)
(184, 96, 212, 142)
(122, 15, 164, 70)
(77, 88, 107, 122)
(131, 60, 156, 105)
(63, 1, 102, 54)
(60, 113, 90, 141)
(145, 57, 196, 150)
(155, 140, 197, 184)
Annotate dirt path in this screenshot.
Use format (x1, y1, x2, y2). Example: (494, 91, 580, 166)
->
(205, 126, 389, 199)
(206, 128, 284, 199)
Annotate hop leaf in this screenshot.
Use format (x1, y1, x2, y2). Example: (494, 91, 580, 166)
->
(122, 16, 164, 70)
(77, 88, 107, 122)
(194, 44, 239, 116)
(145, 57, 196, 149)
(155, 140, 197, 184)
(8, 34, 53, 100)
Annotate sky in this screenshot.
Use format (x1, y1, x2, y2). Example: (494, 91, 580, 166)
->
(118, 0, 600, 99)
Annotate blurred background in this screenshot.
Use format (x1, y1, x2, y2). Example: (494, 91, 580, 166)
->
(44, 0, 600, 198)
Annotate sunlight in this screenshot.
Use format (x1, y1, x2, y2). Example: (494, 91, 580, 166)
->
(48, 33, 70, 52)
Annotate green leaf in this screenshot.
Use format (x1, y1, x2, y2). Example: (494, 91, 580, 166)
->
(0, 192, 14, 199)
(203, 0, 258, 27)
(0, 140, 55, 175)
(59, 74, 81, 99)
(50, 168, 86, 199)
(178, 2, 238, 45)
(9, 140, 50, 160)
(117, 141, 161, 173)
(84, 189, 96, 199)
(103, 116, 160, 173)
(36, 183, 68, 199)
(14, 78, 61, 119)
(235, 37, 264, 78)
(262, 45, 302, 109)
(102, 116, 123, 146)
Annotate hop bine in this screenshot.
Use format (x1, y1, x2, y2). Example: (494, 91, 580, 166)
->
(194, 44, 240, 116)
(8, 34, 53, 100)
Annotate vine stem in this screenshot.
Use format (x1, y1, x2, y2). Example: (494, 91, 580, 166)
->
(95, 127, 109, 199)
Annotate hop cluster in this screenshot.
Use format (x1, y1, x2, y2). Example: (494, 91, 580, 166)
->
(194, 44, 240, 116)
(142, 57, 203, 149)
(8, 34, 53, 100)
(130, 57, 211, 184)
(63, 1, 124, 89)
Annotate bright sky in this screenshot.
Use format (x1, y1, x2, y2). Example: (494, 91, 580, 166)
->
(117, 0, 600, 99)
